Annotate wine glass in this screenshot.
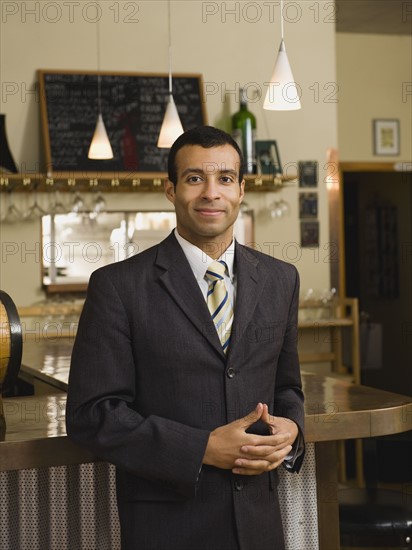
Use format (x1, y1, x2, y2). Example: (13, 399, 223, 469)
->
(269, 196, 290, 219)
(71, 191, 85, 214)
(277, 196, 290, 216)
(269, 201, 282, 219)
(48, 190, 66, 214)
(89, 191, 106, 219)
(23, 188, 46, 221)
(320, 287, 337, 305)
(1, 191, 22, 224)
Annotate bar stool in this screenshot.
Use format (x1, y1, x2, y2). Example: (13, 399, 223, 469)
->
(339, 438, 412, 549)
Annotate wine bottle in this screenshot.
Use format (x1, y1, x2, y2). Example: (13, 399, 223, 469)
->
(231, 88, 256, 175)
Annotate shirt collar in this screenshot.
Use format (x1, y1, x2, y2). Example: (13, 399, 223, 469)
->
(174, 229, 235, 282)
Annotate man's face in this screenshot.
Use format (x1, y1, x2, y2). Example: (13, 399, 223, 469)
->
(165, 144, 245, 250)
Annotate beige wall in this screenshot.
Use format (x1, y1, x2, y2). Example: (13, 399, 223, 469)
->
(0, 1, 338, 306)
(336, 32, 412, 163)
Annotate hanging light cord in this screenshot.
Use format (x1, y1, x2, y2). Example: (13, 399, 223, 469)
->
(280, 0, 284, 41)
(168, 0, 173, 94)
(96, 0, 102, 113)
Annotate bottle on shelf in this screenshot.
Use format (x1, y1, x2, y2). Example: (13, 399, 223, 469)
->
(231, 88, 257, 175)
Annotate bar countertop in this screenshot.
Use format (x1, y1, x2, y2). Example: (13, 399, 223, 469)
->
(1, 339, 411, 471)
(20, 337, 74, 392)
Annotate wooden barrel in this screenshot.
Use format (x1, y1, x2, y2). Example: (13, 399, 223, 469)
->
(0, 291, 23, 426)
(0, 301, 11, 384)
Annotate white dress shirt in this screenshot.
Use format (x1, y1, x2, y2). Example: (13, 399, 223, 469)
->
(174, 229, 236, 307)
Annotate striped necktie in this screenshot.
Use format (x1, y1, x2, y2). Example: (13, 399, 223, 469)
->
(205, 260, 234, 353)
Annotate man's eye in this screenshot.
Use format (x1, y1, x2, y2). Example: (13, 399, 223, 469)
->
(187, 176, 203, 183)
(221, 176, 235, 184)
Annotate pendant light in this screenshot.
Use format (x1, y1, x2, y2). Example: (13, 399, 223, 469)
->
(88, 1, 113, 159)
(157, 0, 184, 148)
(263, 0, 301, 111)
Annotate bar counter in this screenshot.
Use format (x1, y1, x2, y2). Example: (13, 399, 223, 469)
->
(1, 338, 411, 550)
(18, 337, 412, 443)
(3, 372, 411, 465)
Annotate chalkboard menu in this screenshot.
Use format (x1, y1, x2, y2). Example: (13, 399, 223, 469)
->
(38, 70, 207, 174)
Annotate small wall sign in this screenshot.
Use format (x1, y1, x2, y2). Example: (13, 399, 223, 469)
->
(373, 119, 400, 156)
(298, 161, 318, 187)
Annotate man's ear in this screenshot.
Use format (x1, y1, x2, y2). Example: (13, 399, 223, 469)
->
(164, 179, 176, 204)
(239, 179, 245, 203)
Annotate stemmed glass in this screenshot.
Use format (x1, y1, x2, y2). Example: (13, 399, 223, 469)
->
(89, 190, 106, 219)
(23, 187, 46, 221)
(71, 191, 85, 214)
(320, 287, 337, 305)
(1, 191, 23, 223)
(48, 190, 66, 214)
(269, 196, 290, 219)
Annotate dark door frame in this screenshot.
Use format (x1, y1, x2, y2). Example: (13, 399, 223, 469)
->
(330, 160, 403, 297)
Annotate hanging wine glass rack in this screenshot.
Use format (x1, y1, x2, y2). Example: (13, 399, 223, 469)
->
(0, 172, 297, 193)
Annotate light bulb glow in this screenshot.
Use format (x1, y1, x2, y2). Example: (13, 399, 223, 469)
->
(88, 113, 114, 159)
(264, 40, 302, 111)
(157, 94, 184, 148)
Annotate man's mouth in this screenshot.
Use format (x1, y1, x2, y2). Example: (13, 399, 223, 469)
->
(195, 209, 225, 217)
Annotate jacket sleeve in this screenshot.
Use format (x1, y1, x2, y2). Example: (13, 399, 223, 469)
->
(273, 266, 305, 473)
(66, 267, 210, 498)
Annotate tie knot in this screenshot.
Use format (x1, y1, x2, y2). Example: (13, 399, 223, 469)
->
(206, 260, 227, 282)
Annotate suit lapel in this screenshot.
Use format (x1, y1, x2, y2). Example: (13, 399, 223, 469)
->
(227, 242, 268, 361)
(155, 233, 225, 358)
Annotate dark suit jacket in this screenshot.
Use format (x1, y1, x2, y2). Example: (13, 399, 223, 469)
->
(66, 232, 305, 550)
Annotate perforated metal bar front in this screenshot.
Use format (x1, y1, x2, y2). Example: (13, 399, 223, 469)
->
(0, 443, 318, 550)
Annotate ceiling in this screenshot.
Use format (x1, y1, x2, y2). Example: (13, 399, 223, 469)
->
(335, 0, 412, 35)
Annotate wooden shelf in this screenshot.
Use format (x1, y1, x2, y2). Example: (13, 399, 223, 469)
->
(298, 297, 362, 485)
(0, 172, 297, 193)
(298, 318, 353, 328)
(298, 297, 361, 385)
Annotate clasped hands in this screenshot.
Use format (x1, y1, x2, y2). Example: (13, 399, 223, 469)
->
(203, 403, 298, 475)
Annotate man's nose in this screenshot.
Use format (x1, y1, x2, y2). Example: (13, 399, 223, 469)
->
(200, 178, 221, 200)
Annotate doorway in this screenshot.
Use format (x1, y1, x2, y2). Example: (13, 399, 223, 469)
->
(340, 166, 412, 485)
(342, 169, 411, 396)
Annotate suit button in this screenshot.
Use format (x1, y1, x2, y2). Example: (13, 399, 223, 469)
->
(234, 480, 244, 491)
(226, 367, 235, 379)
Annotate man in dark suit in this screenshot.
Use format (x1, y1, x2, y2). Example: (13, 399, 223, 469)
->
(66, 126, 305, 550)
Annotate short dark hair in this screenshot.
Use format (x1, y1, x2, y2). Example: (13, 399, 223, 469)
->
(167, 126, 244, 185)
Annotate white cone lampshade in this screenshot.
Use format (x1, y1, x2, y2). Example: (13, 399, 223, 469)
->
(263, 40, 301, 111)
(88, 113, 114, 159)
(157, 94, 184, 148)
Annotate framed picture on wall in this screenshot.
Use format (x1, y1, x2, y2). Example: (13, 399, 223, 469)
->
(298, 161, 318, 187)
(299, 192, 318, 219)
(373, 119, 400, 156)
(255, 140, 282, 175)
(300, 221, 319, 248)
